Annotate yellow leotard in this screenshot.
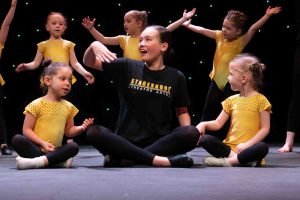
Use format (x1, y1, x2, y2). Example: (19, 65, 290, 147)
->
(210, 31, 244, 90)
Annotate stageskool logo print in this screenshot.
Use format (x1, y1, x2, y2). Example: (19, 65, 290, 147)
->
(129, 78, 171, 97)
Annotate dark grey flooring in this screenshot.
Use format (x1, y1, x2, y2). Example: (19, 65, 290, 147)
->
(1, 145, 300, 200)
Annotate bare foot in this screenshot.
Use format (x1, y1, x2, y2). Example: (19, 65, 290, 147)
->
(278, 144, 293, 153)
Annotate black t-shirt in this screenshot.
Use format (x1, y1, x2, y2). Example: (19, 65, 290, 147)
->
(103, 58, 190, 146)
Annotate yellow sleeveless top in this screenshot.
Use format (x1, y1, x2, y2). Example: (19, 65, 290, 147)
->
(210, 31, 244, 90)
(119, 35, 141, 61)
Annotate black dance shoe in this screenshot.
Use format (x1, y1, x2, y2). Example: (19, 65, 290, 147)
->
(1, 145, 12, 155)
(168, 154, 194, 168)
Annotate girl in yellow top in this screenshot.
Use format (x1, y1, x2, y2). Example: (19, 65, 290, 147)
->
(11, 61, 94, 170)
(81, 9, 196, 61)
(0, 0, 17, 155)
(183, 6, 280, 138)
(15, 11, 94, 85)
(196, 53, 272, 167)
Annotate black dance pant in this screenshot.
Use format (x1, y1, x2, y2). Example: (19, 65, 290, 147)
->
(11, 134, 79, 166)
(87, 125, 200, 165)
(0, 85, 8, 144)
(198, 135, 269, 165)
(287, 40, 300, 134)
(200, 81, 237, 139)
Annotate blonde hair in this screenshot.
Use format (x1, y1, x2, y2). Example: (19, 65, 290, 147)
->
(230, 53, 265, 91)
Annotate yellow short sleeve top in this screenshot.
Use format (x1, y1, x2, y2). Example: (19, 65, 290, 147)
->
(222, 93, 272, 152)
(24, 98, 79, 147)
(0, 43, 5, 86)
(119, 35, 141, 61)
(38, 39, 76, 83)
(211, 31, 244, 90)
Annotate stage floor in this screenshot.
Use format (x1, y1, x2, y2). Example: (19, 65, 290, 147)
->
(1, 145, 300, 200)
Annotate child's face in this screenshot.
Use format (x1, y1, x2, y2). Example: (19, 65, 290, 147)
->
(228, 63, 244, 91)
(124, 12, 142, 36)
(46, 14, 67, 39)
(47, 67, 72, 98)
(222, 19, 242, 41)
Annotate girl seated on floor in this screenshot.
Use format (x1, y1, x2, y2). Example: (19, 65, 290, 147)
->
(196, 53, 272, 167)
(11, 60, 93, 170)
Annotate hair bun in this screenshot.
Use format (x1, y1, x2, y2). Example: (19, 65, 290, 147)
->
(42, 59, 53, 67)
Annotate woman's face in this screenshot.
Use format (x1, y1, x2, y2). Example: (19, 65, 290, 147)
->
(138, 27, 164, 64)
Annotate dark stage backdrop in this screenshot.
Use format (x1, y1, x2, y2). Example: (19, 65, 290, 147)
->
(0, 0, 295, 144)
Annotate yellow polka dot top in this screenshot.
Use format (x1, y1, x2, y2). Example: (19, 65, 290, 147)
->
(38, 39, 77, 84)
(222, 93, 272, 152)
(24, 97, 78, 147)
(119, 35, 142, 61)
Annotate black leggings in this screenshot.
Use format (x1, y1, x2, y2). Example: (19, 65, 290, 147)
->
(198, 135, 269, 165)
(287, 40, 300, 133)
(0, 85, 8, 144)
(87, 125, 199, 165)
(11, 134, 79, 166)
(201, 81, 237, 139)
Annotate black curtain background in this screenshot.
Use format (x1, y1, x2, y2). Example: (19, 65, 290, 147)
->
(0, 0, 295, 144)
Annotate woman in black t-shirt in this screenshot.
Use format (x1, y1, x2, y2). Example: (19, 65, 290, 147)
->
(83, 25, 199, 167)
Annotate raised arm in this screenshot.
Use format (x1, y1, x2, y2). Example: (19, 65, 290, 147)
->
(242, 6, 281, 47)
(166, 8, 196, 32)
(83, 41, 117, 71)
(183, 19, 216, 39)
(0, 0, 17, 45)
(82, 16, 120, 45)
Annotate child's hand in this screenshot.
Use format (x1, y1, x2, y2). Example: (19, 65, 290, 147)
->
(182, 19, 192, 27)
(80, 118, 94, 131)
(82, 17, 96, 30)
(196, 122, 206, 136)
(236, 143, 248, 153)
(266, 6, 281, 16)
(15, 63, 27, 73)
(41, 141, 55, 153)
(183, 8, 196, 21)
(83, 71, 95, 84)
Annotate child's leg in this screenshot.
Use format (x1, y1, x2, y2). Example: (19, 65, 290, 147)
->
(198, 134, 231, 158)
(11, 134, 44, 158)
(236, 142, 269, 165)
(0, 85, 12, 155)
(46, 142, 79, 167)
